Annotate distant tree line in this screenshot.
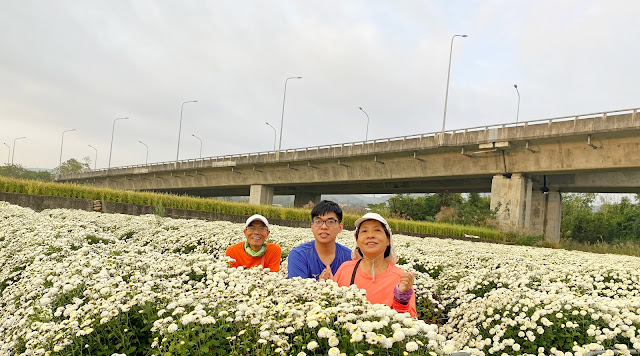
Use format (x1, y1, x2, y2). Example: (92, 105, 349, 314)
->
(368, 192, 497, 228)
(0, 157, 91, 181)
(369, 192, 640, 243)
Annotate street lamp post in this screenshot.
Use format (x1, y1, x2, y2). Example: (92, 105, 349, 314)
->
(2, 143, 9, 165)
(359, 107, 370, 141)
(441, 34, 468, 135)
(176, 100, 198, 162)
(108, 117, 129, 171)
(88, 145, 97, 169)
(59, 129, 76, 169)
(278, 76, 302, 152)
(514, 84, 521, 123)
(191, 134, 202, 159)
(138, 141, 148, 165)
(11, 137, 26, 165)
(265, 122, 277, 151)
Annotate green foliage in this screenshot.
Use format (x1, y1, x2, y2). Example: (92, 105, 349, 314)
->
(53, 157, 91, 175)
(85, 234, 113, 245)
(154, 201, 166, 218)
(562, 193, 640, 243)
(366, 202, 389, 216)
(386, 192, 497, 228)
(387, 194, 438, 221)
(0, 164, 52, 181)
(512, 234, 544, 246)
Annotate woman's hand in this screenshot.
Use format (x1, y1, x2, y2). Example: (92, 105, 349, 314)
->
(398, 272, 414, 292)
(318, 266, 333, 281)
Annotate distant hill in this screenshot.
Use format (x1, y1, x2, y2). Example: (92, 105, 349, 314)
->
(27, 168, 54, 173)
(222, 194, 392, 208)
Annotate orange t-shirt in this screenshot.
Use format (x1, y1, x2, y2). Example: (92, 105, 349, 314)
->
(334, 259, 417, 317)
(225, 242, 282, 272)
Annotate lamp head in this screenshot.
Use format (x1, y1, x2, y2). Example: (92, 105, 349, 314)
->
(461, 34, 468, 37)
(514, 84, 518, 89)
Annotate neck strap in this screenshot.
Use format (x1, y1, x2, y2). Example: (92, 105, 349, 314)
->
(362, 251, 385, 282)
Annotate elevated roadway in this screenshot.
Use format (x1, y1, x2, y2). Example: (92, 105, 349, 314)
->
(57, 108, 640, 241)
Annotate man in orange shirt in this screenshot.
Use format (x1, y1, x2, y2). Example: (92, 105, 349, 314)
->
(225, 214, 282, 272)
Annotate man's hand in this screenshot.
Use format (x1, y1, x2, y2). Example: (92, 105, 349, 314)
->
(318, 265, 333, 281)
(398, 272, 415, 292)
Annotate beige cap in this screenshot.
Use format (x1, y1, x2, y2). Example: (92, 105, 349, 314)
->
(353, 212, 397, 264)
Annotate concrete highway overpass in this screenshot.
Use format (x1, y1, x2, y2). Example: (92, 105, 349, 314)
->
(57, 108, 640, 242)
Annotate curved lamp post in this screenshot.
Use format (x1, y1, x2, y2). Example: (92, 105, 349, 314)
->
(278, 76, 302, 152)
(514, 84, 521, 123)
(108, 117, 129, 171)
(359, 107, 370, 141)
(59, 129, 76, 168)
(265, 122, 277, 151)
(11, 137, 26, 165)
(88, 145, 97, 169)
(3, 143, 9, 165)
(441, 34, 468, 135)
(191, 134, 202, 159)
(176, 100, 198, 162)
(138, 141, 148, 165)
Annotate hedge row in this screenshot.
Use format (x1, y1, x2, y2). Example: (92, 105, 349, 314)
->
(0, 176, 503, 239)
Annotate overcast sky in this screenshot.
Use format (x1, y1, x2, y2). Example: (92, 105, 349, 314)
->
(1, 1, 639, 170)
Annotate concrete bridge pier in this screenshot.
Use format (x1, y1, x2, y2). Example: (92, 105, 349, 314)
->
(249, 185, 274, 205)
(542, 190, 562, 243)
(294, 192, 321, 208)
(490, 174, 562, 242)
(490, 173, 530, 232)
(527, 189, 562, 242)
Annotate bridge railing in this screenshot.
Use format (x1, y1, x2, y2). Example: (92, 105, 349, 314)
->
(62, 107, 639, 176)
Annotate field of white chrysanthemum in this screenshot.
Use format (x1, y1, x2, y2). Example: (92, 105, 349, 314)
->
(1, 201, 639, 356)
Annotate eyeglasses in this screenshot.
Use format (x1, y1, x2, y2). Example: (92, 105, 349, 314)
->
(246, 226, 268, 232)
(312, 219, 339, 227)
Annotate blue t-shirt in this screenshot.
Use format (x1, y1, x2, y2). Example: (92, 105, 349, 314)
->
(287, 240, 352, 279)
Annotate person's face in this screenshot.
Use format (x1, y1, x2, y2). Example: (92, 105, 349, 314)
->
(244, 220, 270, 251)
(356, 220, 390, 258)
(311, 212, 343, 244)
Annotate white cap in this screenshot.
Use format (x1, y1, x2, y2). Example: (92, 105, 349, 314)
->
(354, 212, 391, 234)
(352, 212, 397, 264)
(244, 214, 269, 229)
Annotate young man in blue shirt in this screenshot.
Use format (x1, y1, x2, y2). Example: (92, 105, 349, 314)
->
(287, 200, 352, 280)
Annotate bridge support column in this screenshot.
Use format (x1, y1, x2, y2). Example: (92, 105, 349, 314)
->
(543, 191, 562, 243)
(294, 192, 321, 208)
(490, 173, 531, 232)
(528, 190, 546, 236)
(249, 185, 274, 205)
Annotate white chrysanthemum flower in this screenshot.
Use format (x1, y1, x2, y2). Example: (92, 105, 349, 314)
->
(406, 341, 419, 352)
(167, 323, 178, 333)
(307, 340, 319, 351)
